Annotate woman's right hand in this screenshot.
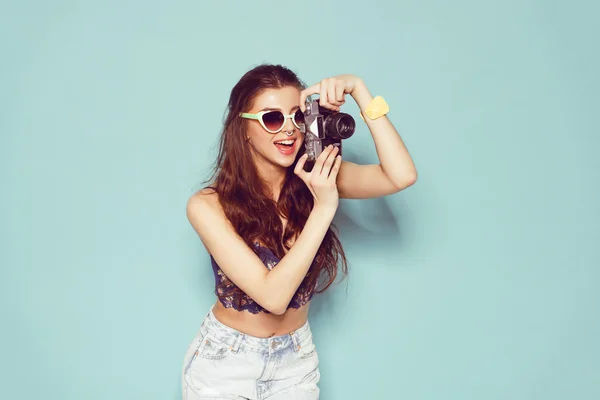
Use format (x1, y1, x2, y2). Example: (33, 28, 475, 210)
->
(294, 145, 343, 212)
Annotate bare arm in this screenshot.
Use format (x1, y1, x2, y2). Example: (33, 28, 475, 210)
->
(300, 75, 418, 199)
(338, 79, 417, 197)
(186, 192, 335, 315)
(187, 146, 342, 315)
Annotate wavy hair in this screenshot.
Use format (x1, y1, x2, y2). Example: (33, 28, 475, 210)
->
(203, 64, 348, 302)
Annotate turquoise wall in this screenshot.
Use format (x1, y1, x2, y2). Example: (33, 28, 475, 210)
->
(2, 1, 598, 399)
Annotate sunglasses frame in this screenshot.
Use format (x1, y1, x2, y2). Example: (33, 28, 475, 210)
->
(239, 109, 304, 133)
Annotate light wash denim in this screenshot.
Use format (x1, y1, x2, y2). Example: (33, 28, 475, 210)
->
(181, 305, 321, 399)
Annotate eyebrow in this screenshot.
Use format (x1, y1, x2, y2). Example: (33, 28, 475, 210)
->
(260, 106, 300, 113)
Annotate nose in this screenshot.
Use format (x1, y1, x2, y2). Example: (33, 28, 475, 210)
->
(282, 115, 296, 133)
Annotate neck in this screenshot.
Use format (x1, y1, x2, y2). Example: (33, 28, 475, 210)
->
(255, 164, 286, 202)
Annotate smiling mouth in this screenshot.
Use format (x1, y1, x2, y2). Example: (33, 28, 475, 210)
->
(274, 139, 297, 154)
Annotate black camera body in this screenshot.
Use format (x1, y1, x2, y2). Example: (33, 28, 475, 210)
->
(301, 98, 356, 172)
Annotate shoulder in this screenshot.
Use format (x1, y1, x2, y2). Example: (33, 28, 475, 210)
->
(186, 187, 230, 251)
(187, 186, 218, 208)
(186, 186, 226, 221)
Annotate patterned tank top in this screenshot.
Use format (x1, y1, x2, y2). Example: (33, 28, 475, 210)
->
(210, 242, 317, 314)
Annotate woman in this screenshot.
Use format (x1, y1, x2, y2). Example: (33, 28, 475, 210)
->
(181, 64, 417, 399)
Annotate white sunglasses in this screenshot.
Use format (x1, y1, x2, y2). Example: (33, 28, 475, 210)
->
(239, 109, 305, 133)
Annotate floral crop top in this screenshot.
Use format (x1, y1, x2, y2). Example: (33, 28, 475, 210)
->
(210, 242, 317, 314)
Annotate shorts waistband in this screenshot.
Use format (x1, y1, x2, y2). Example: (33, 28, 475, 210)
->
(198, 305, 312, 354)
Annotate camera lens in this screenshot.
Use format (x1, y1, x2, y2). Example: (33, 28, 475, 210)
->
(324, 113, 355, 139)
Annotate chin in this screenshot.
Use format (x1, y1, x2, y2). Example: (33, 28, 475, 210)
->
(272, 141, 302, 168)
(271, 154, 297, 169)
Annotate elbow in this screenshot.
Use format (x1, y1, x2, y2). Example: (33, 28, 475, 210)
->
(265, 302, 287, 316)
(263, 297, 289, 316)
(392, 171, 417, 192)
(270, 306, 287, 316)
(260, 274, 292, 315)
(405, 172, 418, 187)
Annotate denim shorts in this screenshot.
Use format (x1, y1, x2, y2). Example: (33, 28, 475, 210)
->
(181, 305, 320, 399)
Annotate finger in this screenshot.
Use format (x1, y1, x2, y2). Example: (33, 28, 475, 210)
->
(319, 80, 332, 109)
(327, 81, 341, 109)
(335, 81, 345, 102)
(319, 146, 339, 177)
(318, 145, 339, 177)
(299, 83, 321, 111)
(312, 145, 335, 176)
(328, 154, 343, 180)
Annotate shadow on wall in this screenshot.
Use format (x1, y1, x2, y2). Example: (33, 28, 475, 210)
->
(308, 148, 413, 319)
(333, 147, 408, 248)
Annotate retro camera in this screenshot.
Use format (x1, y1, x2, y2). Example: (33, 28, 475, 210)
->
(301, 98, 356, 172)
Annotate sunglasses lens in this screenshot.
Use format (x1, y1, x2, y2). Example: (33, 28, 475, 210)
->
(262, 111, 285, 132)
(294, 109, 305, 128)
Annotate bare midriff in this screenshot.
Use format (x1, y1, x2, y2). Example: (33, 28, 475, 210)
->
(212, 300, 311, 338)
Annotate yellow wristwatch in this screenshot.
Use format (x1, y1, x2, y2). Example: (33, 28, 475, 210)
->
(361, 95, 389, 120)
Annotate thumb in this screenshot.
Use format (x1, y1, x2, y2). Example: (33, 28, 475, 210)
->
(294, 154, 309, 180)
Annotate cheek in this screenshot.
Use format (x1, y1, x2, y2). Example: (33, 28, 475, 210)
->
(247, 126, 270, 146)
(246, 123, 262, 139)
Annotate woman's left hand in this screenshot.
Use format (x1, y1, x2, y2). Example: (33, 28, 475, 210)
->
(299, 74, 362, 112)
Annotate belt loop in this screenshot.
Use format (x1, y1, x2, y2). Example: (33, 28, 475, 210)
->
(231, 333, 244, 353)
(289, 331, 300, 353)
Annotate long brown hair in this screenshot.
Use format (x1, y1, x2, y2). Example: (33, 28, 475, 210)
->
(203, 63, 348, 299)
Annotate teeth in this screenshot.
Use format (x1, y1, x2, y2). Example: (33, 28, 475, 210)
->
(275, 140, 295, 145)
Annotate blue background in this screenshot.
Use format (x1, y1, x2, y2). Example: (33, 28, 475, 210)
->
(2, 1, 599, 399)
